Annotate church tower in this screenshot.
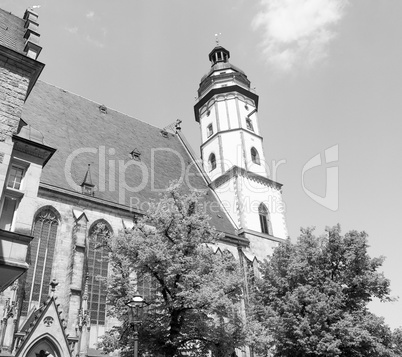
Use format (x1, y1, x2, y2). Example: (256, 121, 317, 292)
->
(194, 45, 288, 257)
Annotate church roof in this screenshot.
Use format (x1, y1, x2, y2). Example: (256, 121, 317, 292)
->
(0, 8, 26, 54)
(22, 81, 236, 234)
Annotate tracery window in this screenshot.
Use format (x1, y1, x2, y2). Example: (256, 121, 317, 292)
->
(21, 207, 59, 315)
(251, 147, 260, 165)
(258, 203, 272, 235)
(88, 220, 112, 325)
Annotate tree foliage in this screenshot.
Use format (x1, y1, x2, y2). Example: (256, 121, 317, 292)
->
(250, 225, 399, 357)
(98, 184, 246, 357)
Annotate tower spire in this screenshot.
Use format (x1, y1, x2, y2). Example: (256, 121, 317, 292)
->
(214, 32, 222, 46)
(193, 45, 288, 242)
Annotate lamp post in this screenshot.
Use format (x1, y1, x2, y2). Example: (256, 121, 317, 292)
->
(126, 294, 146, 357)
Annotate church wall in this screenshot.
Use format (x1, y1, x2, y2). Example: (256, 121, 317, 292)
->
(11, 152, 46, 236)
(0, 55, 31, 199)
(237, 177, 287, 240)
(214, 177, 241, 228)
(201, 136, 221, 179)
(219, 131, 244, 169)
(243, 134, 268, 176)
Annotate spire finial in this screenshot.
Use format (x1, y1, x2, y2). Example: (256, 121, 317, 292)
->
(215, 33, 222, 46)
(50, 279, 59, 297)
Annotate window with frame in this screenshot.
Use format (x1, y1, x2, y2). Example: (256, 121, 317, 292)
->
(207, 124, 213, 138)
(258, 203, 272, 235)
(88, 220, 111, 325)
(7, 165, 24, 190)
(251, 147, 260, 165)
(21, 207, 59, 315)
(246, 118, 254, 131)
(209, 153, 217, 172)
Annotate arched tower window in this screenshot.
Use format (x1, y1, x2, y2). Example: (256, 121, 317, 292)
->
(207, 124, 213, 138)
(21, 207, 60, 315)
(246, 118, 254, 131)
(209, 153, 217, 172)
(251, 147, 260, 165)
(258, 203, 272, 235)
(87, 220, 112, 325)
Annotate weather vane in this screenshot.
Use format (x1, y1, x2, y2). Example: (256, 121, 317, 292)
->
(215, 33, 222, 46)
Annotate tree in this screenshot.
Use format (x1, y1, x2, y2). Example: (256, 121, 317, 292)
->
(250, 225, 399, 357)
(98, 183, 246, 357)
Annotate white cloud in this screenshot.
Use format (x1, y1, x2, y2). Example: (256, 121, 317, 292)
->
(252, 0, 348, 71)
(86, 11, 95, 19)
(65, 26, 78, 34)
(85, 35, 105, 49)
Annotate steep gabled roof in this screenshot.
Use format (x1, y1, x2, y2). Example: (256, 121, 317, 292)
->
(0, 8, 26, 54)
(15, 297, 71, 357)
(22, 81, 236, 234)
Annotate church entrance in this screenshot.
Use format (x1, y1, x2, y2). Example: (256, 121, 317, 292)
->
(25, 338, 61, 357)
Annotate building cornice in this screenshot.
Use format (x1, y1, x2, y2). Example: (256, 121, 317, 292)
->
(210, 165, 283, 190)
(200, 127, 263, 149)
(194, 85, 259, 122)
(0, 44, 44, 100)
(12, 135, 56, 166)
(238, 228, 286, 243)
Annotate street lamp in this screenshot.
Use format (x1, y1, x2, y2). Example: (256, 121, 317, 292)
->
(126, 294, 146, 357)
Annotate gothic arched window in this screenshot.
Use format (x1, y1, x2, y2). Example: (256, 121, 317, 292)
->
(258, 203, 272, 235)
(251, 147, 260, 165)
(209, 153, 217, 172)
(21, 207, 60, 315)
(88, 220, 112, 325)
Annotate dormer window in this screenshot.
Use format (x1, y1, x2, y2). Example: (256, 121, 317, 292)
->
(7, 166, 24, 190)
(81, 164, 95, 196)
(99, 105, 107, 114)
(130, 148, 141, 161)
(246, 118, 254, 131)
(207, 124, 213, 138)
(161, 130, 168, 138)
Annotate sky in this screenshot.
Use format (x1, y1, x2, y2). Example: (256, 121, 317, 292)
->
(2, 0, 401, 329)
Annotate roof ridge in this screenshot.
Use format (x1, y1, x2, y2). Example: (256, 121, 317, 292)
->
(36, 80, 172, 132)
(0, 8, 25, 21)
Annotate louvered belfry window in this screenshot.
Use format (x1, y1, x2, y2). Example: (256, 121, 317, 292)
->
(21, 208, 59, 315)
(258, 203, 272, 235)
(88, 221, 110, 325)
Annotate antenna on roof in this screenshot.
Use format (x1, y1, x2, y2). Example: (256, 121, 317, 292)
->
(215, 33, 222, 46)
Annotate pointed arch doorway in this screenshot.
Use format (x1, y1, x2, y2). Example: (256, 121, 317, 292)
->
(25, 337, 61, 357)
